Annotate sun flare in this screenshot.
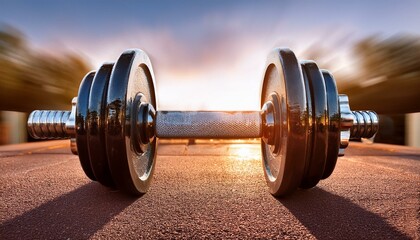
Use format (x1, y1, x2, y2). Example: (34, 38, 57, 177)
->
(228, 143, 261, 161)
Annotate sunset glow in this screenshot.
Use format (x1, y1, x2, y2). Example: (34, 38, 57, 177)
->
(1, 1, 419, 111)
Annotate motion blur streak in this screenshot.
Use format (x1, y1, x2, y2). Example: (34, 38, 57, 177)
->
(0, 26, 89, 112)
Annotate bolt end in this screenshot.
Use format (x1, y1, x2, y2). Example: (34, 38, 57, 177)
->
(350, 111, 379, 139)
(27, 110, 71, 139)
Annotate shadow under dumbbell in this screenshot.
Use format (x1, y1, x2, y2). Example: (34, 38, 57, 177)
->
(0, 183, 137, 239)
(278, 188, 409, 239)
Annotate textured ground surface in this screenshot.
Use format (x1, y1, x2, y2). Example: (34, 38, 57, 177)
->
(0, 140, 419, 239)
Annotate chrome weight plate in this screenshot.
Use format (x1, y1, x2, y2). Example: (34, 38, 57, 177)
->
(76, 71, 96, 181)
(300, 61, 328, 189)
(87, 63, 115, 187)
(106, 49, 157, 195)
(260, 48, 308, 196)
(321, 70, 340, 179)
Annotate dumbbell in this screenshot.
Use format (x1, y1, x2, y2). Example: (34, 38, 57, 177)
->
(26, 48, 379, 197)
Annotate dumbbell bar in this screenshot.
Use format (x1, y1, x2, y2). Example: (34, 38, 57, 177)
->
(28, 109, 377, 142)
(26, 48, 378, 197)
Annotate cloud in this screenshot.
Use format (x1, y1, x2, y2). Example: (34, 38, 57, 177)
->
(26, 15, 357, 110)
(2, 1, 419, 110)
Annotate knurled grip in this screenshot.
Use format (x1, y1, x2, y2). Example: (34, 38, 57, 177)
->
(155, 111, 262, 139)
(27, 110, 70, 139)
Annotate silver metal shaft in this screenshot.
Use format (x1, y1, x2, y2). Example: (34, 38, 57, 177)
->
(26, 98, 78, 155)
(27, 108, 379, 140)
(27, 110, 71, 139)
(155, 111, 263, 139)
(350, 111, 379, 139)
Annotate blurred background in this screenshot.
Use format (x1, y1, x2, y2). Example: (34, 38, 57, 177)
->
(0, 0, 419, 146)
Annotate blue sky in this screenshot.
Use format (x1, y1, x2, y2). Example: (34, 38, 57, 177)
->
(1, 0, 419, 109)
